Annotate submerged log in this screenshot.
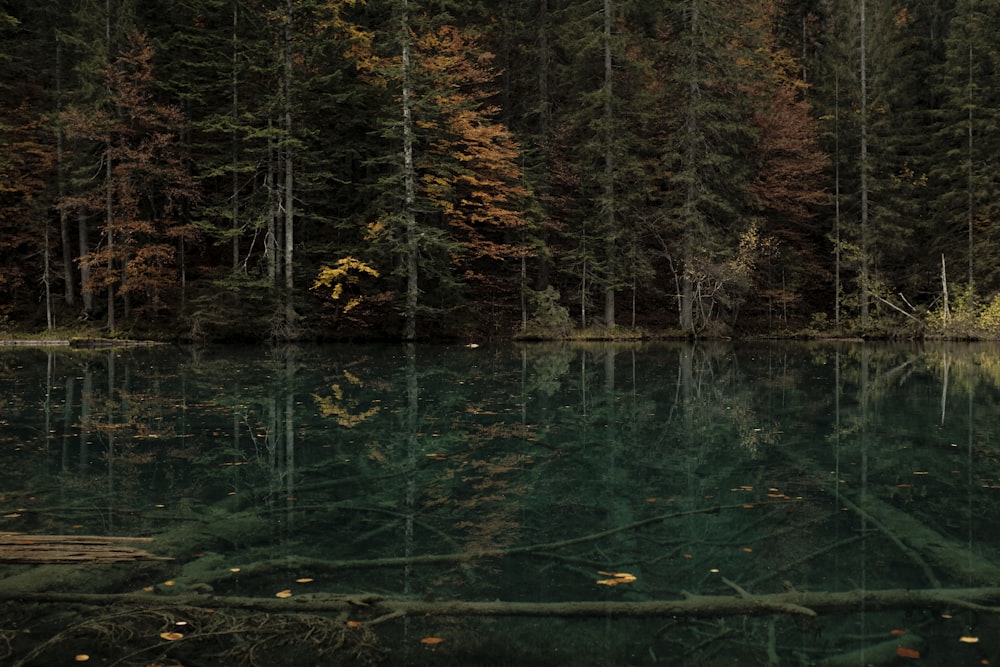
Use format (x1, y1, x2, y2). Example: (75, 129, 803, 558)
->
(4, 585, 999, 619)
(0, 533, 171, 564)
(68, 338, 161, 348)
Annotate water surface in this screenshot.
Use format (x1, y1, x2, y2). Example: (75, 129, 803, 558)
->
(1, 342, 998, 665)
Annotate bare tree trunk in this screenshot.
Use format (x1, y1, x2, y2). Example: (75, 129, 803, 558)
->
(401, 0, 418, 341)
(78, 211, 93, 315)
(834, 73, 841, 329)
(967, 42, 974, 290)
(941, 253, 950, 326)
(859, 0, 870, 328)
(106, 155, 116, 334)
(56, 39, 75, 308)
(602, 0, 615, 330)
(232, 0, 240, 272)
(283, 0, 295, 327)
(43, 211, 53, 331)
(679, 2, 700, 336)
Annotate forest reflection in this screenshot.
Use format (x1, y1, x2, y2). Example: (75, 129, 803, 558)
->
(1, 342, 999, 665)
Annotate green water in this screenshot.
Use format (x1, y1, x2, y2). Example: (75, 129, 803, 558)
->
(1, 341, 998, 666)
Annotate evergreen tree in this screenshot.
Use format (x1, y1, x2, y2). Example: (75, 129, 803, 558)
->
(933, 0, 1000, 295)
(652, 0, 768, 334)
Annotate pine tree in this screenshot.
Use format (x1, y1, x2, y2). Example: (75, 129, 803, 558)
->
(651, 0, 768, 334)
(934, 0, 1000, 295)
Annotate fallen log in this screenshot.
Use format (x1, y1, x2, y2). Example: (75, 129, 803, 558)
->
(0, 533, 171, 564)
(4, 585, 999, 620)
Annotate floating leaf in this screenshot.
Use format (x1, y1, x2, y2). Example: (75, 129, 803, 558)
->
(163, 581, 176, 587)
(347, 620, 363, 628)
(420, 637, 444, 645)
(160, 632, 184, 641)
(683, 553, 693, 559)
(596, 571, 636, 586)
(229, 568, 240, 573)
(890, 629, 906, 636)
(275, 589, 293, 599)
(959, 636, 980, 643)
(295, 578, 314, 583)
(742, 547, 753, 553)
(896, 647, 920, 659)
(74, 655, 89, 662)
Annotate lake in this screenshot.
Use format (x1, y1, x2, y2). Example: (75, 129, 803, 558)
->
(0, 341, 998, 666)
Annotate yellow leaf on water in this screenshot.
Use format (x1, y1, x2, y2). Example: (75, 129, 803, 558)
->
(160, 632, 184, 641)
(163, 581, 175, 587)
(74, 655, 89, 662)
(295, 578, 314, 583)
(421, 637, 444, 645)
(275, 589, 293, 599)
(596, 571, 636, 585)
(959, 636, 980, 643)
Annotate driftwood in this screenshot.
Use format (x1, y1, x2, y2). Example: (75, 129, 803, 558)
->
(4, 585, 999, 620)
(0, 533, 171, 564)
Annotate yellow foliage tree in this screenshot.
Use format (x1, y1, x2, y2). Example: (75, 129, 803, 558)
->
(312, 256, 380, 313)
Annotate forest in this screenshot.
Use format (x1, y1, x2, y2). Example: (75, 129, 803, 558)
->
(1, 0, 998, 342)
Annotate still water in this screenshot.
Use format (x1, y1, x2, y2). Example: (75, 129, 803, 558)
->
(1, 341, 998, 666)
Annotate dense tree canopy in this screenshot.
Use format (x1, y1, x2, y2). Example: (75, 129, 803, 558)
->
(0, 0, 996, 340)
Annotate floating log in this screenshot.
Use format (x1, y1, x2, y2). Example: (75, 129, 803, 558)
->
(0, 533, 171, 564)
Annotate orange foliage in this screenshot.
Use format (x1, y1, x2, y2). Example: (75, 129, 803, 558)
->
(413, 25, 532, 273)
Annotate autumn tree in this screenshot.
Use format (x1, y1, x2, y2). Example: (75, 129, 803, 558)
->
(60, 32, 198, 333)
(0, 8, 51, 325)
(364, 2, 530, 339)
(747, 4, 829, 326)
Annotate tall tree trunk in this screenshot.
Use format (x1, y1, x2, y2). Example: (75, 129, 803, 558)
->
(56, 38, 75, 308)
(78, 211, 93, 315)
(232, 0, 240, 273)
(283, 0, 295, 327)
(967, 41, 974, 290)
(104, 0, 116, 333)
(44, 208, 53, 331)
(834, 73, 841, 329)
(679, 2, 700, 335)
(602, 0, 615, 330)
(859, 0, 870, 328)
(106, 154, 116, 334)
(533, 0, 551, 293)
(401, 0, 418, 341)
(266, 118, 278, 285)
